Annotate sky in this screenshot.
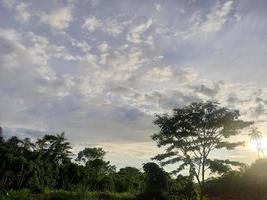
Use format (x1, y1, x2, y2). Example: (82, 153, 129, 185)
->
(1, 0, 267, 170)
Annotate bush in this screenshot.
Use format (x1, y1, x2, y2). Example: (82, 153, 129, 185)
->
(0, 189, 31, 200)
(0, 190, 136, 200)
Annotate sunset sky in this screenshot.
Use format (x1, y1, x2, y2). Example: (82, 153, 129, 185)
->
(1, 0, 267, 170)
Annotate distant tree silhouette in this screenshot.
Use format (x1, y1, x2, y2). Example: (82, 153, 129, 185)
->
(75, 147, 105, 164)
(249, 126, 265, 158)
(205, 159, 267, 200)
(75, 147, 115, 191)
(114, 167, 144, 193)
(36, 132, 72, 165)
(0, 126, 3, 143)
(138, 162, 168, 200)
(152, 101, 252, 200)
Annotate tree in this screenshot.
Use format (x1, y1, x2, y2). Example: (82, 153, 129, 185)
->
(246, 158, 267, 199)
(114, 167, 143, 193)
(36, 132, 72, 164)
(138, 162, 168, 200)
(249, 126, 265, 159)
(76, 147, 115, 191)
(75, 147, 105, 164)
(152, 101, 251, 200)
(168, 174, 197, 200)
(205, 159, 267, 200)
(0, 126, 3, 144)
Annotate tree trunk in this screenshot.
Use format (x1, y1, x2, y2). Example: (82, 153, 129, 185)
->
(200, 188, 204, 200)
(200, 152, 206, 200)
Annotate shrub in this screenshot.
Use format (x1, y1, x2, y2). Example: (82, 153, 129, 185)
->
(0, 189, 31, 200)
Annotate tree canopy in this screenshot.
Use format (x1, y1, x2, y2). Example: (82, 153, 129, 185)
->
(152, 101, 252, 200)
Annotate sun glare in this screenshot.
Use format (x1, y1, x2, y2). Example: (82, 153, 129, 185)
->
(248, 137, 267, 153)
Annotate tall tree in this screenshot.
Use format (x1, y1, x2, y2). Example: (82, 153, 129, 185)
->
(114, 167, 143, 193)
(249, 126, 265, 159)
(138, 162, 168, 200)
(152, 101, 251, 200)
(76, 147, 105, 164)
(76, 147, 115, 191)
(36, 132, 72, 164)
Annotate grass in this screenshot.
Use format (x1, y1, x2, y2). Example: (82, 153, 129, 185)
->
(0, 190, 136, 200)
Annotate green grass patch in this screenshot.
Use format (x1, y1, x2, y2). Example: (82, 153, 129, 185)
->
(0, 190, 136, 200)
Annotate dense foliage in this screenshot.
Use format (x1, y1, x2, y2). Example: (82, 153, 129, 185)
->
(0, 128, 196, 200)
(205, 158, 267, 200)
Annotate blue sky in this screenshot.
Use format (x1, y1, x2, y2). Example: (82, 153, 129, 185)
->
(1, 0, 267, 170)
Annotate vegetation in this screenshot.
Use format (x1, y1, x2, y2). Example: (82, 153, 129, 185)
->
(152, 101, 251, 200)
(0, 101, 266, 200)
(0, 128, 195, 200)
(249, 126, 265, 158)
(205, 158, 267, 200)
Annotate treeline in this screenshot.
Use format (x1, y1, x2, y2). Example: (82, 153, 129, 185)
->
(205, 158, 267, 200)
(0, 130, 196, 200)
(1, 129, 267, 200)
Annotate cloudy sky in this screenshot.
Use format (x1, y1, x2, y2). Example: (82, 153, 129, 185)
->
(1, 0, 267, 169)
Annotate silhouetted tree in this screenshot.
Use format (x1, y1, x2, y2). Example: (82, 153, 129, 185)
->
(205, 159, 267, 200)
(168, 174, 197, 200)
(138, 162, 168, 200)
(152, 101, 251, 200)
(75, 147, 105, 164)
(249, 126, 265, 158)
(37, 132, 72, 164)
(76, 147, 115, 191)
(0, 126, 3, 143)
(114, 167, 144, 193)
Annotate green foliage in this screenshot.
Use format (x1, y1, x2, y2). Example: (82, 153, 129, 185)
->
(0, 128, 143, 198)
(205, 159, 267, 200)
(0, 190, 135, 200)
(114, 167, 144, 193)
(76, 147, 105, 164)
(168, 175, 197, 200)
(137, 162, 196, 200)
(143, 162, 168, 194)
(0, 189, 31, 200)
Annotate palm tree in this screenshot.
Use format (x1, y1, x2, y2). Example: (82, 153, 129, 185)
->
(249, 127, 265, 159)
(22, 138, 35, 152)
(39, 132, 72, 164)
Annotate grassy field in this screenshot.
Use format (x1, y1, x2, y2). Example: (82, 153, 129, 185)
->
(0, 190, 136, 200)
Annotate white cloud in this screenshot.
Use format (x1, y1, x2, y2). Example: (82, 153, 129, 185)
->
(82, 16, 102, 32)
(104, 18, 125, 36)
(15, 2, 31, 22)
(1, 0, 267, 166)
(92, 47, 147, 73)
(83, 16, 125, 36)
(71, 39, 92, 53)
(80, 53, 99, 68)
(40, 6, 73, 29)
(98, 42, 109, 53)
(155, 4, 161, 12)
(26, 32, 76, 61)
(179, 1, 234, 39)
(143, 66, 173, 82)
(2, 1, 31, 23)
(127, 18, 153, 44)
(200, 1, 234, 33)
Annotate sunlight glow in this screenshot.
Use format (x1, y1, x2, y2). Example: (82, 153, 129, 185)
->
(248, 137, 267, 153)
